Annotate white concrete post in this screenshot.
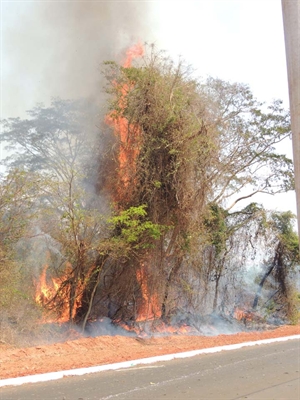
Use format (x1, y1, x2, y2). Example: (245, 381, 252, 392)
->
(282, 0, 300, 235)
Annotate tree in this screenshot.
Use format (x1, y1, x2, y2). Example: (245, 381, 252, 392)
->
(37, 177, 107, 323)
(201, 202, 268, 313)
(1, 99, 107, 324)
(102, 47, 218, 321)
(199, 78, 294, 209)
(0, 169, 42, 343)
(252, 211, 299, 319)
(0, 45, 296, 330)
(1, 98, 100, 181)
(101, 45, 294, 321)
(0, 169, 38, 247)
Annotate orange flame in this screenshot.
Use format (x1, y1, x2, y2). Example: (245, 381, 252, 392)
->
(233, 307, 254, 322)
(106, 43, 144, 195)
(135, 263, 161, 322)
(118, 319, 196, 336)
(106, 44, 165, 324)
(123, 42, 144, 68)
(35, 264, 79, 323)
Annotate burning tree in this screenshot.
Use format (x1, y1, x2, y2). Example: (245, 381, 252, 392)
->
(95, 44, 295, 324)
(0, 44, 297, 332)
(1, 98, 108, 325)
(99, 45, 218, 323)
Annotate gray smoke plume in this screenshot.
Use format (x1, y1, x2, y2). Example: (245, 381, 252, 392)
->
(2, 1, 156, 118)
(0, 2, 159, 345)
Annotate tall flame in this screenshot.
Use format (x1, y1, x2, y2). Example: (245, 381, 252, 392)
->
(106, 42, 144, 194)
(123, 42, 144, 68)
(135, 263, 161, 321)
(105, 43, 164, 323)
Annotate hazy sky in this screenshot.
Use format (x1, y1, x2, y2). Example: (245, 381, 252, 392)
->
(0, 0, 296, 213)
(155, 0, 289, 104)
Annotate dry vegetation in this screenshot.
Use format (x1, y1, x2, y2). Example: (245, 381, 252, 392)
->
(0, 45, 299, 346)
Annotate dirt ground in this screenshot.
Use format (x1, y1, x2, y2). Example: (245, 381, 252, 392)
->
(0, 324, 299, 380)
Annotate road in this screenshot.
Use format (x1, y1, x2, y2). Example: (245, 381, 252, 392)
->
(1, 339, 299, 400)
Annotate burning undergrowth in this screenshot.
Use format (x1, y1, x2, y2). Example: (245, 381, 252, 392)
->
(29, 43, 298, 340)
(1, 40, 299, 347)
(36, 311, 283, 344)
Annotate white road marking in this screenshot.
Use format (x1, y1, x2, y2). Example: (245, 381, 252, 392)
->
(0, 334, 299, 388)
(116, 365, 164, 371)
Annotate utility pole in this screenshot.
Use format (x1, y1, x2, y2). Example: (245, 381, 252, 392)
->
(282, 0, 300, 235)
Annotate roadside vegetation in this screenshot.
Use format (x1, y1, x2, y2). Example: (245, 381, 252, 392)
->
(0, 45, 299, 345)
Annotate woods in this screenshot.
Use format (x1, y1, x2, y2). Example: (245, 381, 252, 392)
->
(0, 46, 299, 343)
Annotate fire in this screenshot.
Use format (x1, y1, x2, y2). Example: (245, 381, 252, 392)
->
(105, 42, 144, 194)
(35, 265, 53, 306)
(123, 42, 144, 68)
(118, 319, 196, 336)
(233, 307, 254, 323)
(106, 43, 162, 324)
(35, 264, 79, 323)
(135, 263, 161, 321)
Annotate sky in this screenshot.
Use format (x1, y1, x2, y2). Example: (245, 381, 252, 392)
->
(0, 0, 297, 214)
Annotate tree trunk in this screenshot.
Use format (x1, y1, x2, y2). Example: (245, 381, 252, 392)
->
(161, 257, 182, 320)
(79, 254, 108, 331)
(252, 243, 281, 310)
(212, 274, 221, 312)
(81, 267, 102, 332)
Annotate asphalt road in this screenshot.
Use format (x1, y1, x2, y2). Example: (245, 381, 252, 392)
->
(1, 339, 299, 400)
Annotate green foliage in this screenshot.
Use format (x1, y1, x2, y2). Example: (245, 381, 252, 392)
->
(0, 170, 43, 344)
(271, 210, 299, 265)
(204, 204, 228, 256)
(251, 210, 299, 320)
(109, 205, 165, 250)
(0, 45, 297, 331)
(0, 169, 38, 245)
(103, 47, 213, 227)
(287, 290, 300, 325)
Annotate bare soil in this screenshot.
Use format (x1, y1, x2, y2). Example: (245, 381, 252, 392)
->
(0, 324, 299, 380)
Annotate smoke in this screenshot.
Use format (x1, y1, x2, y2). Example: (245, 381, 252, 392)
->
(86, 315, 243, 338)
(2, 2, 156, 118)
(2, 4, 296, 343)
(86, 317, 137, 338)
(2, 2, 158, 337)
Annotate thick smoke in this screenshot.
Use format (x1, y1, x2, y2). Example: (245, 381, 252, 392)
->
(2, 1, 158, 205)
(3, 2, 156, 118)
(1, 2, 159, 345)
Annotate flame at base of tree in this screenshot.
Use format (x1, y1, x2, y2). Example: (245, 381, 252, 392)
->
(233, 307, 260, 324)
(35, 265, 83, 323)
(135, 263, 162, 321)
